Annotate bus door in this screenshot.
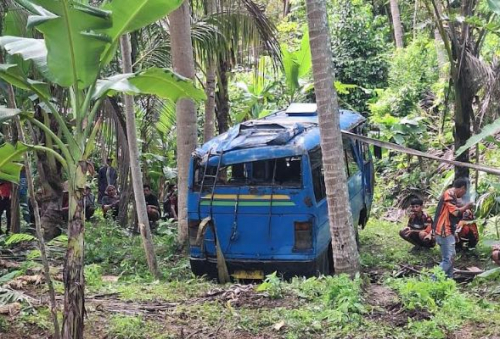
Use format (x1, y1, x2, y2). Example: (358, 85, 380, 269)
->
(343, 138, 364, 226)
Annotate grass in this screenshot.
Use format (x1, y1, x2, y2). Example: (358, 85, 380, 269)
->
(5, 215, 500, 338)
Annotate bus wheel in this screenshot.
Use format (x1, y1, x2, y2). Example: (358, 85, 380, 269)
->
(359, 208, 368, 229)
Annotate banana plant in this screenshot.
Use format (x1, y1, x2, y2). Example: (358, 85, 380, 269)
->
(281, 31, 312, 102)
(0, 0, 205, 338)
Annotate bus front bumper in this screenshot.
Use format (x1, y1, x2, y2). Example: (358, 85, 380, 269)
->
(190, 255, 326, 281)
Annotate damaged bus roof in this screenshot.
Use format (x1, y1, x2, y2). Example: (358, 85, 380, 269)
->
(195, 103, 366, 165)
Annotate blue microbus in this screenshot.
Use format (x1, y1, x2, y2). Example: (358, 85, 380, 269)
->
(188, 103, 374, 280)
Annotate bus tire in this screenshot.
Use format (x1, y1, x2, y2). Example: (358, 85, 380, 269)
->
(316, 247, 330, 276)
(359, 208, 368, 229)
(327, 242, 334, 275)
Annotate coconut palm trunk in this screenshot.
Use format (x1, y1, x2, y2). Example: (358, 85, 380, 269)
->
(120, 34, 159, 279)
(389, 0, 404, 48)
(203, 0, 217, 143)
(168, 1, 198, 245)
(305, 0, 360, 276)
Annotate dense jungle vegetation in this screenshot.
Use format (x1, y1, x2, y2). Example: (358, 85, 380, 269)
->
(1, 0, 500, 338)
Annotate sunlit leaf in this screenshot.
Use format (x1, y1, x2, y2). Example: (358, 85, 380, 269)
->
(94, 68, 206, 102)
(17, 0, 113, 88)
(456, 117, 500, 157)
(0, 64, 50, 99)
(488, 0, 500, 15)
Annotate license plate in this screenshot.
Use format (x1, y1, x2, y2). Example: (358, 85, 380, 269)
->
(231, 270, 264, 280)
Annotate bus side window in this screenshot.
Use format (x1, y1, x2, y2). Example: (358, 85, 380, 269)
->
(309, 148, 326, 202)
(343, 140, 359, 177)
(361, 143, 370, 163)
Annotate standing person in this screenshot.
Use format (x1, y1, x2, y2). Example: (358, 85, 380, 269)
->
(163, 183, 174, 219)
(98, 158, 118, 204)
(143, 184, 160, 224)
(19, 167, 30, 222)
(399, 198, 435, 249)
(0, 180, 12, 235)
(168, 185, 178, 221)
(432, 178, 473, 278)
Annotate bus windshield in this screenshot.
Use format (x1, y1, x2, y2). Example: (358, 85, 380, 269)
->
(194, 156, 302, 187)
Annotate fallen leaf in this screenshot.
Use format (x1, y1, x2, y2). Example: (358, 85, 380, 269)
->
(467, 267, 483, 273)
(273, 320, 285, 331)
(102, 275, 119, 283)
(0, 302, 21, 316)
(7, 274, 44, 289)
(0, 260, 20, 269)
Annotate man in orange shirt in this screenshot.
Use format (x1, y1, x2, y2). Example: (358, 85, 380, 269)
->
(432, 178, 473, 278)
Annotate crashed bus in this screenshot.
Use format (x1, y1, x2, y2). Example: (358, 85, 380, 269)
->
(187, 103, 374, 280)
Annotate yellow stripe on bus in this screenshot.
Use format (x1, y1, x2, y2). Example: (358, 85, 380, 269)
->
(201, 194, 291, 200)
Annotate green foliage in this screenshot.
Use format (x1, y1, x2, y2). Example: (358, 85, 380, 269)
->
(370, 115, 429, 150)
(0, 142, 27, 183)
(0, 287, 31, 305)
(0, 316, 8, 333)
(85, 264, 104, 288)
(329, 0, 389, 112)
(407, 319, 445, 339)
(0, 271, 23, 285)
(488, 0, 500, 15)
(389, 269, 456, 312)
(370, 36, 438, 118)
(234, 56, 278, 122)
(19, 0, 112, 88)
(256, 271, 283, 299)
(324, 274, 366, 323)
(281, 31, 312, 100)
(5, 233, 36, 246)
(108, 315, 146, 339)
(20, 306, 53, 331)
(94, 68, 206, 101)
(84, 218, 185, 279)
(456, 117, 500, 157)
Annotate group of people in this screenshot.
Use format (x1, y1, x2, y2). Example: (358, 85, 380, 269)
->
(97, 158, 178, 223)
(399, 178, 499, 278)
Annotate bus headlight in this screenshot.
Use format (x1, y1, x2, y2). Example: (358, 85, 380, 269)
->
(294, 221, 312, 250)
(188, 220, 200, 246)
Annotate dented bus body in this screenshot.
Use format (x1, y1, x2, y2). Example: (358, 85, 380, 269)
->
(187, 103, 374, 280)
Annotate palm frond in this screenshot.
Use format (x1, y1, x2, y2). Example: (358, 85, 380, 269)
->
(156, 100, 176, 136)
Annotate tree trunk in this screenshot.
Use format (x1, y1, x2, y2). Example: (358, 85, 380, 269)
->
(454, 77, 472, 179)
(283, 0, 291, 16)
(203, 0, 217, 143)
(9, 186, 20, 233)
(168, 2, 198, 245)
(5, 78, 20, 234)
(434, 28, 447, 79)
(62, 162, 87, 339)
(31, 112, 64, 241)
(389, 0, 404, 48)
(107, 99, 131, 227)
(305, 0, 360, 276)
(215, 59, 230, 134)
(120, 34, 159, 278)
(204, 64, 216, 143)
